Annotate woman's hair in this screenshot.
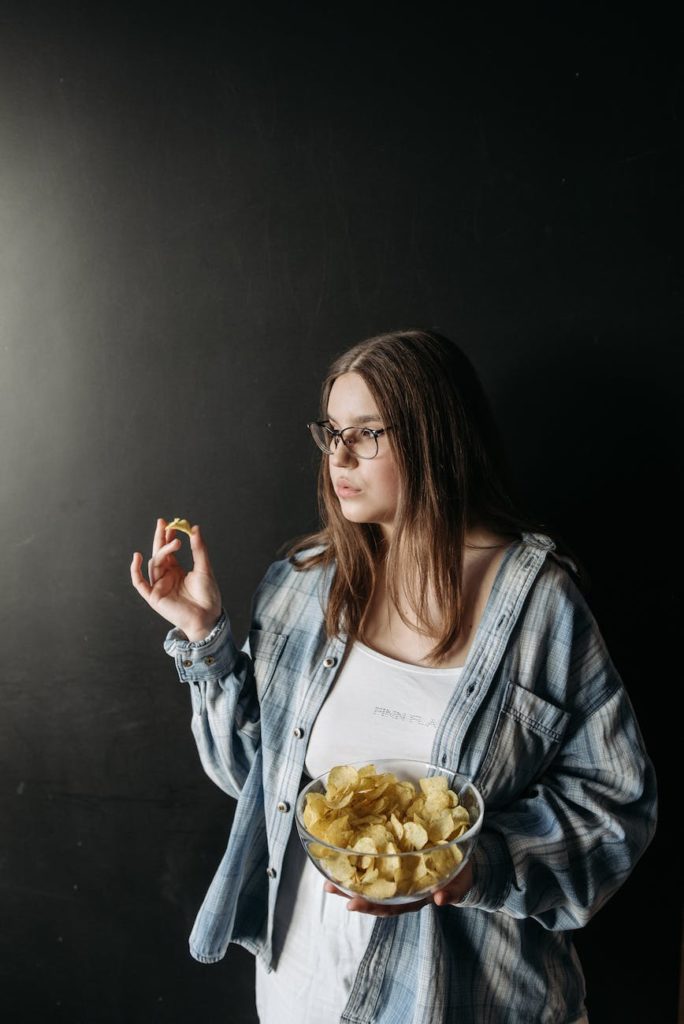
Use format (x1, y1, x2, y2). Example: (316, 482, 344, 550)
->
(284, 328, 583, 664)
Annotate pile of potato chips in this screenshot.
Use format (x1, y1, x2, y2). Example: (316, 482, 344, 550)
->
(302, 763, 473, 900)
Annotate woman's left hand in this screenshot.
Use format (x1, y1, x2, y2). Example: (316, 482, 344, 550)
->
(323, 861, 474, 917)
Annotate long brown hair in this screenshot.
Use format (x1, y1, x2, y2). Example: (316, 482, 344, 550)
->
(285, 328, 582, 664)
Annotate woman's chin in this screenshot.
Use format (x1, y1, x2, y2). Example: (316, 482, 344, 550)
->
(340, 509, 368, 523)
(338, 508, 392, 536)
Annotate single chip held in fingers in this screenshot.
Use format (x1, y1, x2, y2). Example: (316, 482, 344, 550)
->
(167, 517, 193, 536)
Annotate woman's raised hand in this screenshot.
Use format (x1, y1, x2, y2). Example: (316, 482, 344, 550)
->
(130, 518, 222, 641)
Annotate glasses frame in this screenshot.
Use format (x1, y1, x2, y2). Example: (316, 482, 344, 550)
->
(307, 420, 393, 460)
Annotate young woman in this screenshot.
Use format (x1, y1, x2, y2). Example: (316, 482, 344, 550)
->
(131, 329, 656, 1024)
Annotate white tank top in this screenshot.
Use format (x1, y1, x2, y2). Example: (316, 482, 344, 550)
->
(256, 641, 466, 1024)
(305, 639, 465, 777)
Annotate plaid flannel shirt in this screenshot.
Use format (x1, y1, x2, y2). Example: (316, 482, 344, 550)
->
(164, 532, 657, 1024)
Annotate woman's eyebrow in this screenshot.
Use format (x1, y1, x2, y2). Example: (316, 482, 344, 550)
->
(326, 413, 382, 424)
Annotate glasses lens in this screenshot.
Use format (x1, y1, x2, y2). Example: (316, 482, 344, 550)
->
(309, 422, 334, 453)
(308, 423, 379, 458)
(343, 427, 378, 458)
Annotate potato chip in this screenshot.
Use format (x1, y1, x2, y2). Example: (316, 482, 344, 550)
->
(426, 845, 463, 876)
(378, 842, 401, 878)
(327, 854, 356, 882)
(323, 815, 353, 848)
(362, 878, 397, 900)
(451, 805, 471, 826)
(303, 792, 328, 830)
(426, 811, 457, 843)
(389, 812, 404, 842)
(419, 775, 448, 796)
(328, 765, 359, 792)
(393, 781, 416, 809)
(349, 813, 386, 827)
(365, 823, 394, 850)
(351, 836, 378, 855)
(424, 789, 451, 814)
(326, 790, 356, 810)
(406, 795, 426, 818)
(167, 517, 193, 535)
(402, 821, 429, 850)
(351, 836, 378, 869)
(309, 841, 333, 859)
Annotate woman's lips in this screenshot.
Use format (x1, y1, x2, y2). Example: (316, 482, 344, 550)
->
(335, 482, 362, 497)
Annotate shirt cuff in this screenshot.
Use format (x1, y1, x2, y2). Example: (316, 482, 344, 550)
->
(163, 610, 239, 682)
(456, 829, 512, 912)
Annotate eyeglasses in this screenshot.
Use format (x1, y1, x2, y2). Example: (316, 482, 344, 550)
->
(307, 420, 392, 460)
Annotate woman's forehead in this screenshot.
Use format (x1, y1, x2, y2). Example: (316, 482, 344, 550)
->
(327, 373, 382, 422)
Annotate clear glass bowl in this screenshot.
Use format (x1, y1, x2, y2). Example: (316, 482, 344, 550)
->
(295, 758, 484, 905)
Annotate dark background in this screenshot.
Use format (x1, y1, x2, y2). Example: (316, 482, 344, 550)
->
(1, 3, 681, 1022)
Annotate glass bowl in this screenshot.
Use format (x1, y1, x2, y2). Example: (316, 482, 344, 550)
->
(295, 758, 484, 905)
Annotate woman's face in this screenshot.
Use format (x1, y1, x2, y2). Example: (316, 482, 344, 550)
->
(325, 372, 401, 540)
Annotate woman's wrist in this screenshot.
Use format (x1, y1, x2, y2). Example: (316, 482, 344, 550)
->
(183, 613, 222, 643)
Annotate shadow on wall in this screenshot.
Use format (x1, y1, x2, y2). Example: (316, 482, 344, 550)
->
(494, 327, 678, 1023)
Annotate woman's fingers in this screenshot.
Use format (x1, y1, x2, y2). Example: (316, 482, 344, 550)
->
(431, 862, 474, 906)
(132, 519, 214, 611)
(322, 881, 427, 917)
(155, 520, 212, 578)
(345, 894, 428, 917)
(444, 862, 473, 898)
(152, 517, 167, 557)
(188, 524, 213, 576)
(130, 552, 153, 601)
(147, 536, 181, 585)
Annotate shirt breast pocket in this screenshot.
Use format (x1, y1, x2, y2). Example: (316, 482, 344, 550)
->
(248, 628, 288, 703)
(474, 680, 570, 809)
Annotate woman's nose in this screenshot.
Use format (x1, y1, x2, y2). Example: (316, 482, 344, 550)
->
(329, 439, 357, 466)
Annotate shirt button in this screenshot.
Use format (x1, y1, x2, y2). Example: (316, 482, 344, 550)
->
(266, 866, 277, 879)
(323, 656, 337, 668)
(293, 727, 304, 739)
(203, 655, 215, 665)
(182, 659, 193, 668)
(277, 801, 290, 813)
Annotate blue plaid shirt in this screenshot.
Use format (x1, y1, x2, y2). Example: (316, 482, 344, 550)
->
(164, 532, 656, 1024)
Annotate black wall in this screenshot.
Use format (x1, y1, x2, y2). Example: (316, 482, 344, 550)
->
(1, 5, 680, 1022)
